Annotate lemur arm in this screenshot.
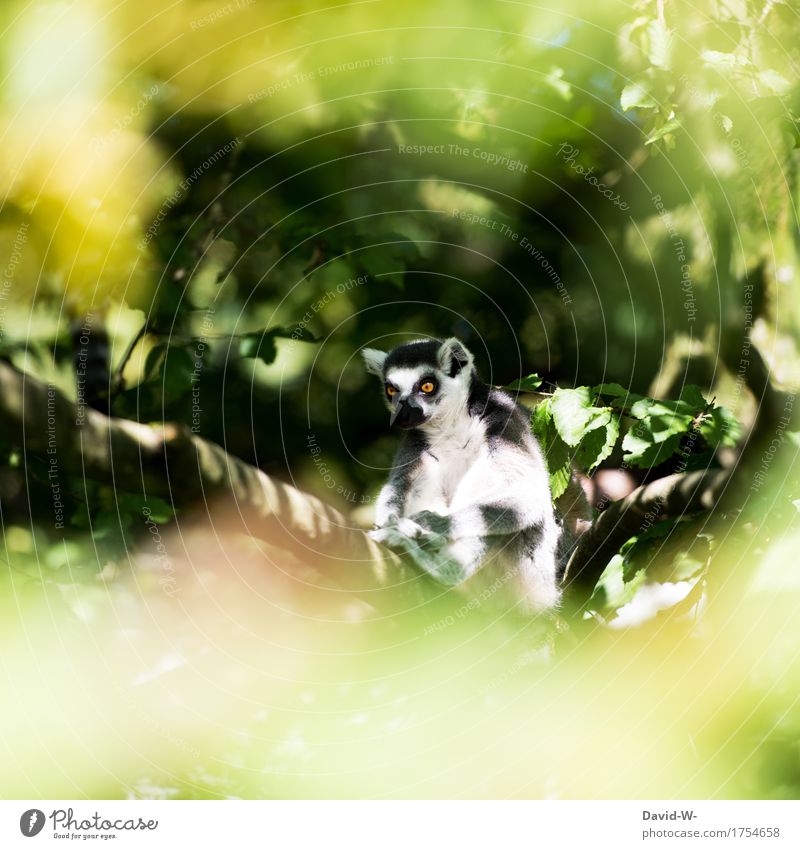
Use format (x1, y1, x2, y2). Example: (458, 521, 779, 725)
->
(373, 434, 426, 528)
(373, 478, 405, 528)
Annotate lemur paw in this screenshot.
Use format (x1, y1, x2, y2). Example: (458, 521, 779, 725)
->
(369, 526, 395, 546)
(412, 510, 452, 536)
(369, 517, 436, 549)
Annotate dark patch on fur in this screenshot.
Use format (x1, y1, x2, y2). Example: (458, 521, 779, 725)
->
(415, 510, 452, 536)
(480, 504, 521, 535)
(383, 340, 440, 373)
(468, 375, 529, 445)
(395, 429, 429, 472)
(445, 340, 470, 377)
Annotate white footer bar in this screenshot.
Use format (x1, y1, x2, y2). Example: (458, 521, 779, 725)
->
(2, 800, 797, 848)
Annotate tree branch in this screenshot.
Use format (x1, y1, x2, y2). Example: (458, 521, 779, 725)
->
(561, 468, 731, 606)
(1, 360, 753, 617)
(0, 361, 431, 606)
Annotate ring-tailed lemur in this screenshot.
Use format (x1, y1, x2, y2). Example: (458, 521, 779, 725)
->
(362, 337, 562, 612)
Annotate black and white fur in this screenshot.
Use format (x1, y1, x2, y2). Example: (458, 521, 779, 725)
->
(362, 338, 562, 612)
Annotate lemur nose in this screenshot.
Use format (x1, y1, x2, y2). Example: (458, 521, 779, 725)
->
(391, 398, 424, 429)
(390, 401, 410, 427)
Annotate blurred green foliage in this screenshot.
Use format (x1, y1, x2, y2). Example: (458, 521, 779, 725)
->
(0, 0, 799, 800)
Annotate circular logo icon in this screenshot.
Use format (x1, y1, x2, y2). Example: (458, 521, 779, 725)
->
(19, 809, 46, 837)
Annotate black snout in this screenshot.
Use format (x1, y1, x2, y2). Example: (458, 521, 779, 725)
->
(391, 399, 425, 429)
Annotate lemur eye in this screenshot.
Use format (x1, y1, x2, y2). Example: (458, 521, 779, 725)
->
(420, 381, 436, 394)
(386, 385, 397, 398)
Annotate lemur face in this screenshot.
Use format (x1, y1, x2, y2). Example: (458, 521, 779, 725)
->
(361, 338, 474, 430)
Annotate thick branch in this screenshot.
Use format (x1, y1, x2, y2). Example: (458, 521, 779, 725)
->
(561, 468, 730, 605)
(0, 361, 430, 603)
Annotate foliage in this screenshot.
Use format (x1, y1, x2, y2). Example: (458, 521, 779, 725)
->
(532, 383, 738, 498)
(0, 0, 798, 802)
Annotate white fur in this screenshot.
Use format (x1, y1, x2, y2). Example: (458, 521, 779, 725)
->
(361, 347, 387, 375)
(367, 339, 561, 613)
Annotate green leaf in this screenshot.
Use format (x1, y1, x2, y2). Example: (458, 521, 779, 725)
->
(717, 113, 733, 133)
(576, 413, 620, 472)
(678, 384, 708, 409)
(625, 406, 689, 460)
(144, 343, 168, 380)
(551, 387, 608, 447)
(672, 542, 710, 582)
(628, 396, 695, 427)
(621, 81, 657, 111)
(138, 496, 174, 524)
(759, 69, 791, 95)
(588, 553, 648, 613)
(698, 405, 741, 449)
(593, 383, 646, 411)
(532, 398, 572, 500)
(592, 382, 628, 397)
(506, 374, 542, 392)
(531, 396, 552, 444)
(701, 50, 751, 71)
(645, 118, 681, 145)
(622, 427, 683, 467)
(622, 521, 710, 584)
(547, 458, 572, 500)
(240, 334, 277, 364)
(45, 541, 88, 571)
(545, 66, 572, 101)
(240, 324, 319, 365)
(647, 19, 673, 69)
(161, 347, 196, 398)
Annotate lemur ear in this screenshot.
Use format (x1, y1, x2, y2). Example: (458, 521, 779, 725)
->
(361, 347, 388, 376)
(437, 338, 473, 378)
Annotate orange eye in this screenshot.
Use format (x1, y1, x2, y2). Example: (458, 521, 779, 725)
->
(420, 381, 435, 394)
(386, 385, 397, 398)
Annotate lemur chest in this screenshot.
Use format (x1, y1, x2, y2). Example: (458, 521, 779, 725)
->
(404, 417, 487, 515)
